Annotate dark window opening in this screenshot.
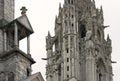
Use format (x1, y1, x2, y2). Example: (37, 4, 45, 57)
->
(67, 75, 69, 78)
(66, 48, 69, 53)
(67, 58, 69, 62)
(67, 66, 69, 71)
(72, 23, 74, 27)
(71, 0, 74, 4)
(58, 65, 61, 76)
(72, 15, 74, 18)
(68, 0, 70, 4)
(79, 24, 86, 38)
(27, 68, 30, 76)
(99, 73, 102, 81)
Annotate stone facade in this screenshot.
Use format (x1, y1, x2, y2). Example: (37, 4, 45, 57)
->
(46, 0, 113, 81)
(0, 0, 44, 81)
(0, 0, 14, 26)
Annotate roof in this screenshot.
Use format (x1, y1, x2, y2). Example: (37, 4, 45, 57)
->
(0, 15, 34, 40)
(22, 72, 44, 81)
(16, 15, 34, 33)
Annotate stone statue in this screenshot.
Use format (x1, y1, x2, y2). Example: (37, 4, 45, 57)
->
(85, 30, 94, 49)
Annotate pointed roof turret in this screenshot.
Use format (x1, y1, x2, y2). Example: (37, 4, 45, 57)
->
(48, 31, 51, 37)
(92, 0, 96, 7)
(100, 6, 103, 14)
(107, 34, 111, 41)
(55, 16, 58, 23)
(59, 3, 61, 10)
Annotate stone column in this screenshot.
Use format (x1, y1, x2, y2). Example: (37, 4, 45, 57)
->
(14, 22, 18, 48)
(3, 29, 7, 51)
(27, 36, 30, 54)
(86, 50, 95, 81)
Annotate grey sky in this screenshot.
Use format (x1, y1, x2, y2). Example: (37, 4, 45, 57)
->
(15, 0, 120, 81)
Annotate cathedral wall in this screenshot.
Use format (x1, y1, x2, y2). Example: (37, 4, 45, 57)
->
(0, 62, 4, 71)
(4, 0, 14, 22)
(0, 0, 14, 25)
(1, 53, 32, 81)
(0, 0, 4, 20)
(0, 29, 3, 53)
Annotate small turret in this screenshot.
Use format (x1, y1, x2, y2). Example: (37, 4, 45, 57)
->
(46, 31, 53, 50)
(100, 6, 103, 14)
(100, 6, 104, 20)
(107, 34, 111, 45)
(48, 31, 51, 37)
(59, 3, 61, 11)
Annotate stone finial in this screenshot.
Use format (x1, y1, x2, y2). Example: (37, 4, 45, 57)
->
(107, 34, 111, 41)
(59, 3, 61, 10)
(48, 31, 51, 37)
(20, 6, 27, 16)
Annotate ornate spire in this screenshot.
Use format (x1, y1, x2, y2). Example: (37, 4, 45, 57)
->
(48, 31, 51, 37)
(107, 34, 111, 41)
(100, 6, 103, 14)
(59, 3, 61, 10)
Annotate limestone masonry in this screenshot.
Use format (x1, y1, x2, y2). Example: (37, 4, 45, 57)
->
(0, 0, 44, 81)
(45, 0, 113, 81)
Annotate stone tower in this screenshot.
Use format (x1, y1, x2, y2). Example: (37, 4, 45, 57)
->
(45, 0, 113, 81)
(0, 0, 14, 26)
(0, 0, 36, 81)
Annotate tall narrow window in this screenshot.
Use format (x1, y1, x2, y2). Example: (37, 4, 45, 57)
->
(79, 24, 86, 38)
(72, 23, 74, 27)
(71, 0, 74, 4)
(27, 68, 30, 76)
(99, 73, 102, 81)
(67, 66, 69, 71)
(66, 48, 69, 53)
(67, 58, 69, 62)
(68, 0, 70, 4)
(72, 15, 74, 18)
(67, 75, 69, 78)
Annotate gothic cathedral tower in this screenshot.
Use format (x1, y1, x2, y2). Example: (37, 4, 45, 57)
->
(46, 0, 113, 81)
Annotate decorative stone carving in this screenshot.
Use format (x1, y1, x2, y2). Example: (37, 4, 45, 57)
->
(46, 0, 113, 81)
(0, 72, 5, 81)
(85, 30, 94, 49)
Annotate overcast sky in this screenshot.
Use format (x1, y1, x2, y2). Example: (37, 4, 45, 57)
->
(15, 0, 120, 81)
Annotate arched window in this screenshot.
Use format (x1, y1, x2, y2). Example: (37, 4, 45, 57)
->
(79, 24, 86, 38)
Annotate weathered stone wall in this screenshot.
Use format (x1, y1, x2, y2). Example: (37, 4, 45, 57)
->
(0, 0, 4, 20)
(0, 52, 32, 81)
(4, 0, 14, 22)
(0, 0, 14, 26)
(0, 29, 3, 53)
